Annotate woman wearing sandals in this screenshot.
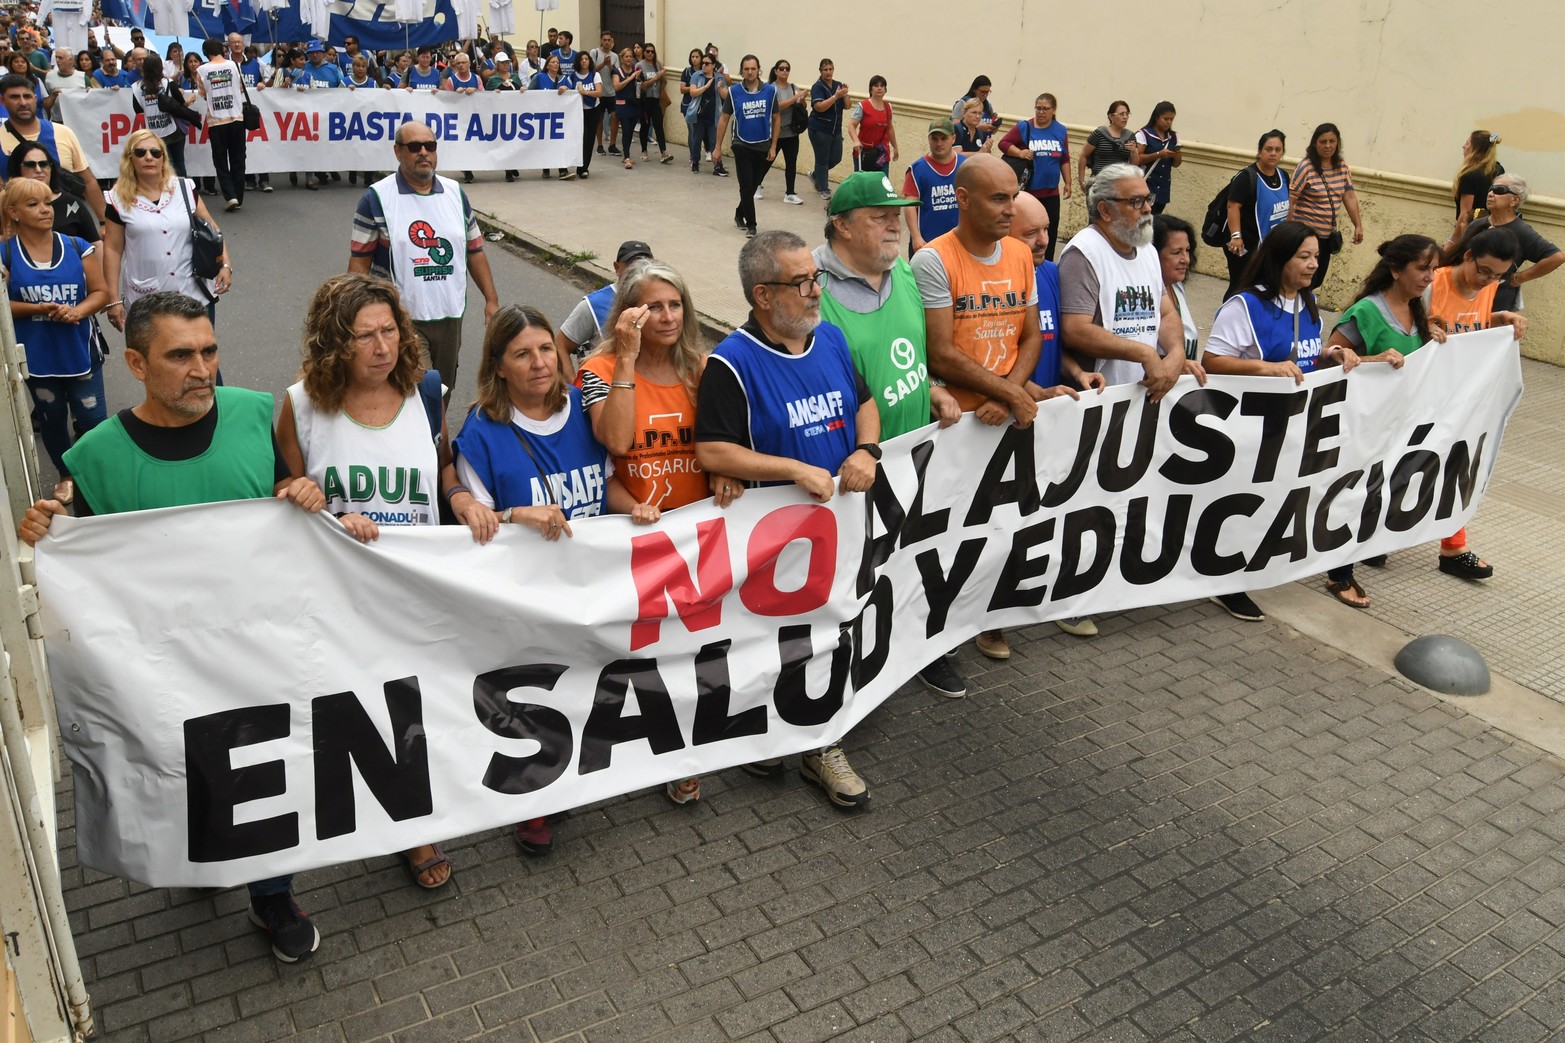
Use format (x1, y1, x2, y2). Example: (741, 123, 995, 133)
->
(574, 261, 745, 805)
(275, 273, 485, 890)
(1320, 234, 1448, 608)
(1202, 221, 1363, 620)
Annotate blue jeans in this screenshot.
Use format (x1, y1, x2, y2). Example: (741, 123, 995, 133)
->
(688, 114, 715, 165)
(808, 125, 842, 193)
(247, 875, 294, 900)
(27, 359, 106, 476)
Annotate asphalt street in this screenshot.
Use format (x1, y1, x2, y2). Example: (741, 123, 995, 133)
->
(36, 175, 587, 489)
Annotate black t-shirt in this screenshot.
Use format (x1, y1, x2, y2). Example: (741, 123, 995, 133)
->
(1456, 163, 1504, 219)
(1227, 164, 1284, 246)
(51, 192, 98, 243)
(74, 396, 290, 517)
(695, 317, 871, 451)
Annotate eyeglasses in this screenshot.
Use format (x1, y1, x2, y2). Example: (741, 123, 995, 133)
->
(1488, 185, 1517, 196)
(132, 147, 163, 159)
(400, 139, 438, 153)
(1111, 195, 1155, 210)
(20, 158, 49, 169)
(760, 272, 827, 296)
(1473, 261, 1510, 281)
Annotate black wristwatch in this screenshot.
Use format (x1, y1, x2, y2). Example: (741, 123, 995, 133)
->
(855, 442, 882, 461)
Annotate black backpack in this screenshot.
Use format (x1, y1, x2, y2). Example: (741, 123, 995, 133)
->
(1201, 167, 1252, 248)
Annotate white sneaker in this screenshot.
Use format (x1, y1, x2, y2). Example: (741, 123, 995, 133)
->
(801, 746, 868, 808)
(784, 193, 803, 205)
(753, 187, 764, 200)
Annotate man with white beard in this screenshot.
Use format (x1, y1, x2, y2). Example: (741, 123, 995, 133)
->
(1058, 162, 1201, 399)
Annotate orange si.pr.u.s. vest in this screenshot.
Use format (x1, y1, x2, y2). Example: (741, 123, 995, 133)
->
(929, 232, 1036, 410)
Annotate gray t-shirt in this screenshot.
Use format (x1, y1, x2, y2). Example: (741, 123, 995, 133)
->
(911, 241, 1037, 309)
(638, 60, 662, 98)
(814, 243, 894, 312)
(774, 82, 800, 138)
(559, 296, 602, 355)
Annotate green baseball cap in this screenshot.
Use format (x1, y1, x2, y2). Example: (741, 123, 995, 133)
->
(828, 171, 919, 216)
(927, 117, 956, 137)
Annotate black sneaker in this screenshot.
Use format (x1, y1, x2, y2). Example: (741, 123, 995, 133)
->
(607, 145, 621, 156)
(918, 657, 967, 698)
(713, 165, 729, 177)
(1211, 592, 1265, 622)
(248, 892, 320, 963)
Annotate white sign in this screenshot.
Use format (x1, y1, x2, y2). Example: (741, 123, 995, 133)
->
(58, 86, 583, 178)
(36, 331, 1522, 887)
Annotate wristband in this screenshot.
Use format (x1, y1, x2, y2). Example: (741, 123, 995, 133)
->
(444, 483, 470, 500)
(1229, 233, 1242, 241)
(610, 381, 636, 389)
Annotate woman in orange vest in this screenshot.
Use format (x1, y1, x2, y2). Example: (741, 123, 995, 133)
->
(576, 260, 744, 805)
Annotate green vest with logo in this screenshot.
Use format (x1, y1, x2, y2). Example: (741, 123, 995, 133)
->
(819, 258, 931, 440)
(63, 387, 276, 515)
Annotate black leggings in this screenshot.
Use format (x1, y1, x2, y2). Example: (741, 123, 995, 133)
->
(776, 136, 799, 194)
(1310, 235, 1335, 289)
(1224, 246, 1251, 300)
(580, 106, 603, 173)
(639, 96, 666, 153)
(733, 144, 773, 231)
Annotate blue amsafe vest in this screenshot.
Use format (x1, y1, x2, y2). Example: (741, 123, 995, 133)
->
(729, 81, 776, 145)
(1239, 292, 1324, 372)
(909, 154, 963, 242)
(452, 387, 609, 517)
(585, 284, 615, 334)
(3, 234, 92, 377)
(707, 322, 860, 485)
(1031, 260, 1063, 386)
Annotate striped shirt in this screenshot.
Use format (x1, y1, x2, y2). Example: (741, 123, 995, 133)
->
(1288, 161, 1354, 236)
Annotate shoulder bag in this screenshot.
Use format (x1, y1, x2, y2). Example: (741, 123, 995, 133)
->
(240, 68, 261, 132)
(177, 179, 225, 286)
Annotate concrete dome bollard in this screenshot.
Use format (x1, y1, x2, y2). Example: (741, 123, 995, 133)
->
(1394, 635, 1491, 696)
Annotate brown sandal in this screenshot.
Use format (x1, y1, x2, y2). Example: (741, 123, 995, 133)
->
(1326, 579, 1370, 609)
(404, 844, 452, 889)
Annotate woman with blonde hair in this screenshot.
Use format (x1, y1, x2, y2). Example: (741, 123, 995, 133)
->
(1, 176, 109, 504)
(101, 127, 231, 332)
(575, 261, 744, 805)
(1451, 130, 1503, 241)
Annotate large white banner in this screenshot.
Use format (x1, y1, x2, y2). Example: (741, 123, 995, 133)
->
(37, 331, 1521, 887)
(58, 87, 583, 178)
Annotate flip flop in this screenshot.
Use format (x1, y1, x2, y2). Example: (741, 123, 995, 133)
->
(1326, 579, 1370, 609)
(405, 844, 452, 889)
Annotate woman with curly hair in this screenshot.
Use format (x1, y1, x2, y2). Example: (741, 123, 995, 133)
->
(273, 271, 483, 889)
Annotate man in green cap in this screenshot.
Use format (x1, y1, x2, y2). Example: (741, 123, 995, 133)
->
(812, 170, 967, 698)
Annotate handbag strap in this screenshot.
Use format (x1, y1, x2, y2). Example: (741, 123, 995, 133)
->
(1289, 297, 1301, 363)
(1315, 163, 1340, 225)
(508, 424, 558, 507)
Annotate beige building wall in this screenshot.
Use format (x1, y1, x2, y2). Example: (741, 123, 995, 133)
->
(652, 0, 1565, 365)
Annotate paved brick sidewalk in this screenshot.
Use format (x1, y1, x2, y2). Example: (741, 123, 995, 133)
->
(61, 599, 1565, 1041)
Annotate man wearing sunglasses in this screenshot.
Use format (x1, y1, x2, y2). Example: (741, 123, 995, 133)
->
(349, 120, 500, 395)
(695, 229, 880, 810)
(0, 73, 104, 220)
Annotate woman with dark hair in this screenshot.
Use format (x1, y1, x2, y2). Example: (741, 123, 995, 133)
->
(0, 176, 109, 506)
(636, 42, 671, 163)
(1459, 174, 1561, 312)
(808, 57, 849, 199)
(452, 304, 648, 855)
(1078, 100, 1135, 186)
(8, 141, 96, 243)
(274, 272, 473, 890)
(133, 54, 196, 178)
(1319, 234, 1446, 607)
(1130, 101, 1180, 214)
(950, 75, 998, 136)
(532, 53, 572, 179)
(1223, 129, 1288, 298)
(765, 58, 808, 205)
(999, 93, 1070, 261)
(569, 50, 604, 180)
(846, 74, 895, 173)
(1153, 213, 1199, 360)
(682, 52, 720, 174)
(1451, 130, 1504, 241)
(74, 50, 94, 76)
(714, 55, 778, 237)
(1287, 123, 1365, 289)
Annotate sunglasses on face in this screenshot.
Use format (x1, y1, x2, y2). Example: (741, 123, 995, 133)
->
(20, 158, 49, 169)
(401, 140, 438, 153)
(132, 146, 163, 158)
(1488, 185, 1517, 196)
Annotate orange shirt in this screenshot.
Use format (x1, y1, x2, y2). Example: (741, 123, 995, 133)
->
(1426, 266, 1498, 335)
(578, 355, 707, 509)
(929, 232, 1036, 410)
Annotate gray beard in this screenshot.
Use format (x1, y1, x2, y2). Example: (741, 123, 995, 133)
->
(1112, 213, 1154, 249)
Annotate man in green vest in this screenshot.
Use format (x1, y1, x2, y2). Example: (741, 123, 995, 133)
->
(812, 170, 968, 698)
(19, 292, 330, 964)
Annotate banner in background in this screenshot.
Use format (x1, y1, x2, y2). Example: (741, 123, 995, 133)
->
(36, 331, 1522, 887)
(59, 86, 582, 177)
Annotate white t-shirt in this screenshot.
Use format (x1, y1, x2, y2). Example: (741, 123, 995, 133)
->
(197, 57, 244, 123)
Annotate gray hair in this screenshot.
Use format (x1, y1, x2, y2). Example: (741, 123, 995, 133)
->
(1496, 173, 1529, 206)
(125, 292, 209, 355)
(1086, 162, 1144, 222)
(739, 230, 807, 306)
(595, 260, 707, 401)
